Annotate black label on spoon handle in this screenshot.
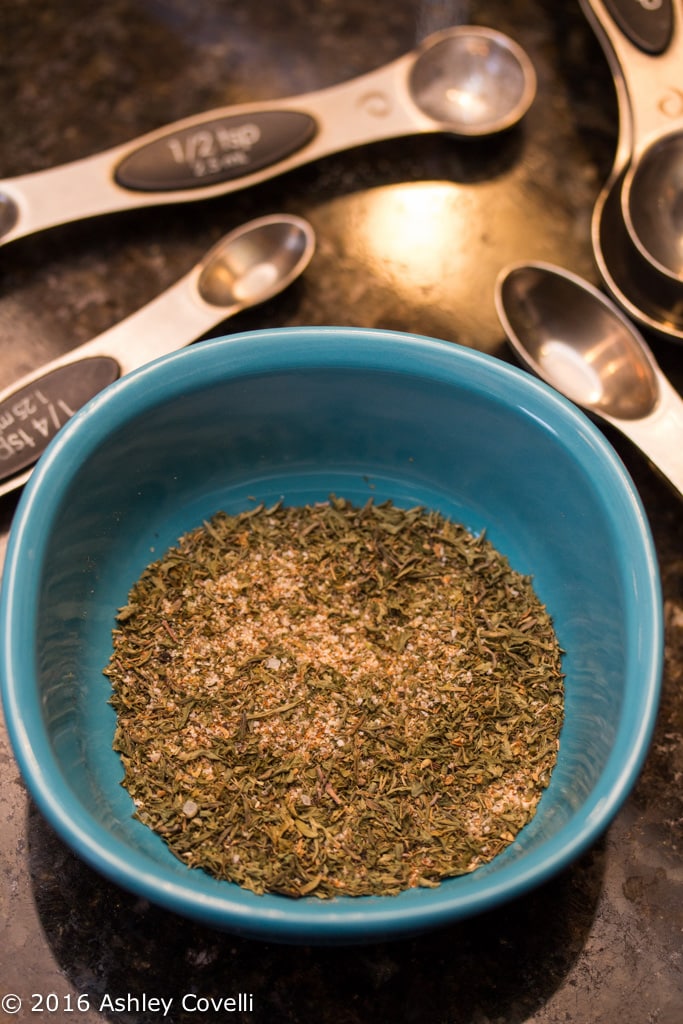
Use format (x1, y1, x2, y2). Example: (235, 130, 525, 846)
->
(115, 110, 318, 192)
(602, 0, 673, 54)
(0, 357, 119, 482)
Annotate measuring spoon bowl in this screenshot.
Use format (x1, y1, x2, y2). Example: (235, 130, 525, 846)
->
(624, 131, 683, 281)
(579, 0, 683, 336)
(495, 261, 683, 500)
(0, 213, 315, 497)
(595, 166, 683, 338)
(0, 26, 535, 249)
(407, 27, 533, 131)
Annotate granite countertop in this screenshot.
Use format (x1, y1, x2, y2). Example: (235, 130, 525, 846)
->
(1, 1, 681, 1021)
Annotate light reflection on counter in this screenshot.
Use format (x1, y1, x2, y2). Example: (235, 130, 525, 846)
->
(360, 182, 468, 289)
(328, 179, 563, 351)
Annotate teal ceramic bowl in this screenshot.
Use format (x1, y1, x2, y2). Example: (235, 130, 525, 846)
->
(0, 327, 662, 944)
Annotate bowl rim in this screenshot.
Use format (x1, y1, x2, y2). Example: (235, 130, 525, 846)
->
(0, 326, 663, 943)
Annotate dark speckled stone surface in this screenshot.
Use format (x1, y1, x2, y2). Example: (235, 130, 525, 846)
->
(1, 1, 681, 1021)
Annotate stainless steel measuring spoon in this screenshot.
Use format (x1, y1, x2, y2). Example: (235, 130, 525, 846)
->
(0, 26, 535, 250)
(579, 0, 683, 341)
(495, 259, 683, 499)
(0, 213, 315, 498)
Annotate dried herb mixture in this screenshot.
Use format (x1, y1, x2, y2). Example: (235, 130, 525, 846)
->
(105, 497, 564, 898)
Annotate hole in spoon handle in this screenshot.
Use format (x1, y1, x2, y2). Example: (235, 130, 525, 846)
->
(601, 0, 673, 55)
(115, 110, 318, 192)
(0, 357, 119, 483)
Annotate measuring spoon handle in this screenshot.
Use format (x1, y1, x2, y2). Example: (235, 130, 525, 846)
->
(580, 0, 674, 56)
(579, 0, 683, 141)
(0, 251, 240, 497)
(0, 53, 418, 249)
(616, 374, 683, 501)
(0, 211, 314, 497)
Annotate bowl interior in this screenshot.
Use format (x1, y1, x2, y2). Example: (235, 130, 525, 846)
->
(1, 327, 661, 943)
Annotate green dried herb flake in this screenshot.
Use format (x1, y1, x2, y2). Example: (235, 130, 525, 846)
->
(104, 497, 564, 899)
